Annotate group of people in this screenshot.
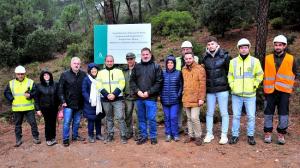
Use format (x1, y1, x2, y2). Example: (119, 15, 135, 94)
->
(4, 34, 298, 148)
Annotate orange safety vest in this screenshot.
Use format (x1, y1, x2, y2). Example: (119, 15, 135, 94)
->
(263, 53, 295, 94)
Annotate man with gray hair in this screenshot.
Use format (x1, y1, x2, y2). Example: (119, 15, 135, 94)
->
(59, 57, 87, 147)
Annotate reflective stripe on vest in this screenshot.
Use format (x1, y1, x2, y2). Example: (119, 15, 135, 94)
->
(233, 57, 254, 79)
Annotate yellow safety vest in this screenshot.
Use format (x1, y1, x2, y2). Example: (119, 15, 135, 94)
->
(9, 77, 35, 112)
(228, 55, 264, 97)
(97, 68, 125, 97)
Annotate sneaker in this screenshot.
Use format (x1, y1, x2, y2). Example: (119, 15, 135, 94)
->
(277, 133, 285, 145)
(88, 136, 95, 143)
(72, 135, 86, 141)
(106, 135, 114, 142)
(136, 138, 148, 145)
(247, 136, 256, 145)
(174, 137, 180, 142)
(150, 138, 158, 145)
(121, 136, 128, 144)
(194, 137, 203, 146)
(229, 136, 239, 145)
(203, 134, 214, 143)
(126, 133, 133, 140)
(219, 135, 228, 145)
(184, 137, 195, 143)
(33, 138, 41, 144)
(63, 139, 70, 147)
(15, 139, 23, 147)
(264, 132, 272, 143)
(165, 135, 171, 142)
(134, 135, 140, 141)
(96, 134, 105, 141)
(46, 139, 57, 146)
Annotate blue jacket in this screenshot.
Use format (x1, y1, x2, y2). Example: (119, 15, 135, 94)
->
(161, 55, 183, 105)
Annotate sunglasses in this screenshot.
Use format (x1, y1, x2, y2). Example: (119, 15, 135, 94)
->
(126, 58, 134, 60)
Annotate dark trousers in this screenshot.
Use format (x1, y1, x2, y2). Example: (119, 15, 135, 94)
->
(87, 118, 102, 137)
(41, 108, 57, 141)
(264, 90, 290, 134)
(13, 110, 39, 141)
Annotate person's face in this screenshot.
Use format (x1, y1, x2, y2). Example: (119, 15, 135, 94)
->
(207, 41, 218, 52)
(181, 47, 192, 55)
(90, 67, 98, 77)
(184, 54, 194, 66)
(274, 42, 286, 54)
(126, 57, 135, 67)
(105, 56, 114, 68)
(141, 50, 151, 62)
(71, 59, 81, 72)
(167, 60, 174, 70)
(43, 73, 50, 81)
(239, 45, 250, 55)
(16, 73, 25, 81)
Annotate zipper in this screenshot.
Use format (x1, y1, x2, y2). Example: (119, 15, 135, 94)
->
(242, 60, 244, 97)
(109, 70, 111, 93)
(168, 72, 170, 103)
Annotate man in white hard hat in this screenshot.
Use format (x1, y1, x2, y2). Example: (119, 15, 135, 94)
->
(4, 65, 41, 147)
(176, 41, 200, 134)
(228, 38, 263, 145)
(263, 35, 298, 145)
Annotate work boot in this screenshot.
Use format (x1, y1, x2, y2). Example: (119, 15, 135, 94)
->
(194, 137, 202, 146)
(63, 139, 70, 147)
(184, 136, 195, 143)
(264, 132, 272, 144)
(277, 133, 285, 145)
(247, 136, 256, 145)
(229, 136, 239, 145)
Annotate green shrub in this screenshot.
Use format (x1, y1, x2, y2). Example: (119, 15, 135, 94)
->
(191, 40, 205, 59)
(270, 17, 284, 29)
(151, 11, 196, 37)
(0, 40, 18, 66)
(287, 34, 297, 45)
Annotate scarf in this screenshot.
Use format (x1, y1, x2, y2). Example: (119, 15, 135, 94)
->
(88, 75, 102, 115)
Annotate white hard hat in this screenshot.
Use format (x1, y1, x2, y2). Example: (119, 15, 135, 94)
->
(181, 41, 193, 48)
(237, 38, 251, 48)
(15, 65, 26, 73)
(273, 35, 287, 44)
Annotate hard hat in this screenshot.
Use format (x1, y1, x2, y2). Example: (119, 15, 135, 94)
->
(181, 41, 193, 48)
(273, 35, 287, 44)
(237, 38, 251, 48)
(15, 65, 26, 73)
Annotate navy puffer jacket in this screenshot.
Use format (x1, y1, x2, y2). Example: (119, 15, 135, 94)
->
(82, 63, 105, 120)
(161, 55, 183, 105)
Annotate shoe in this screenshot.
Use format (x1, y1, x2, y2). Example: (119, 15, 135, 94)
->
(264, 132, 272, 143)
(63, 139, 70, 147)
(174, 137, 180, 142)
(15, 139, 23, 147)
(126, 133, 133, 140)
(165, 135, 171, 142)
(72, 135, 86, 141)
(88, 136, 95, 143)
(194, 137, 203, 146)
(136, 138, 147, 145)
(277, 133, 285, 145)
(184, 136, 195, 143)
(247, 136, 256, 145)
(46, 139, 57, 146)
(121, 136, 128, 144)
(96, 134, 105, 141)
(134, 135, 141, 141)
(219, 134, 228, 145)
(150, 138, 158, 145)
(106, 135, 114, 142)
(33, 137, 41, 144)
(203, 134, 214, 143)
(229, 136, 239, 144)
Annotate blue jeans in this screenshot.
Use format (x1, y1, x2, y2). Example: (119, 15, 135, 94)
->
(63, 108, 81, 140)
(163, 104, 179, 138)
(136, 99, 157, 139)
(231, 95, 256, 137)
(206, 91, 229, 136)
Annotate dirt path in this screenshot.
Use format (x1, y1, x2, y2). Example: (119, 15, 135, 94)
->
(0, 116, 299, 168)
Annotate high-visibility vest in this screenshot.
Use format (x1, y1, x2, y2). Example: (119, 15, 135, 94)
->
(263, 53, 295, 94)
(9, 77, 35, 112)
(96, 68, 125, 97)
(228, 55, 264, 97)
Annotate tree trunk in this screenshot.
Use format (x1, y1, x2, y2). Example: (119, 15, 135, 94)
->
(124, 0, 134, 23)
(114, 1, 120, 23)
(104, 0, 116, 24)
(138, 0, 142, 22)
(255, 0, 270, 62)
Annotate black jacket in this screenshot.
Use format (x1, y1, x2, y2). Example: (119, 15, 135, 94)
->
(202, 48, 230, 93)
(58, 69, 86, 110)
(130, 58, 162, 101)
(34, 71, 59, 111)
